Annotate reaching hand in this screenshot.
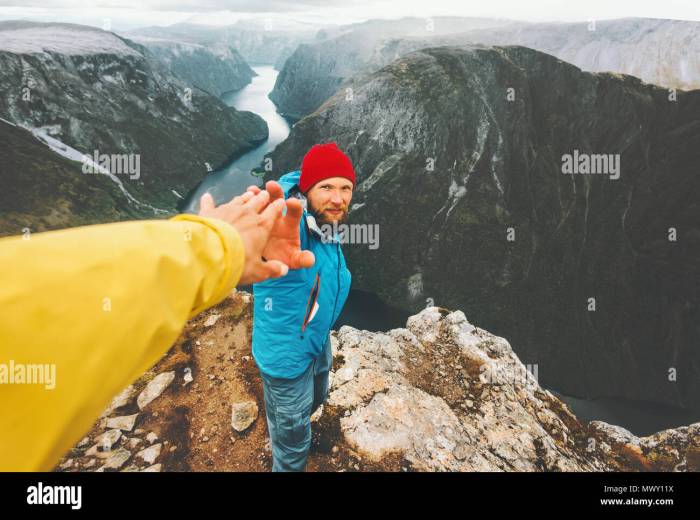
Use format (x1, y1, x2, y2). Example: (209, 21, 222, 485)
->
(197, 184, 314, 285)
(246, 182, 315, 270)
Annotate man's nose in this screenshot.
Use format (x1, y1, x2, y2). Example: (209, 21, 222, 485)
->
(330, 192, 342, 205)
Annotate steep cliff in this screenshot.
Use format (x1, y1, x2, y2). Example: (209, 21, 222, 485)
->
(263, 44, 700, 411)
(0, 119, 151, 236)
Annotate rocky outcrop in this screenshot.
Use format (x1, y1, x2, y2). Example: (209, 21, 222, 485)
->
(272, 17, 700, 120)
(55, 292, 699, 472)
(128, 36, 255, 96)
(263, 44, 700, 411)
(0, 21, 268, 215)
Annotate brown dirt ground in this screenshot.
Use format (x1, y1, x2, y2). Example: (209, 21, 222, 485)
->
(57, 291, 408, 472)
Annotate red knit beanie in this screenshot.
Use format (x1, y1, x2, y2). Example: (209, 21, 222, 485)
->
(299, 142, 356, 194)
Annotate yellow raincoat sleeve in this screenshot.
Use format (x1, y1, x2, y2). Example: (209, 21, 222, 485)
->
(0, 213, 245, 471)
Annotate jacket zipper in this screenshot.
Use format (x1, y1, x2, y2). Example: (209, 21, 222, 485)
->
(327, 242, 341, 340)
(301, 272, 321, 333)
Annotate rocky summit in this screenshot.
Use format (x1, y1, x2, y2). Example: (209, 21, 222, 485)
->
(56, 292, 700, 472)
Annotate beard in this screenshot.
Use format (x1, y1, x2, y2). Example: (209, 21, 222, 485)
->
(308, 201, 349, 226)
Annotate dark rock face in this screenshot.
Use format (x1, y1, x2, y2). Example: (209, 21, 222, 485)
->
(0, 22, 268, 212)
(0, 120, 151, 236)
(272, 17, 700, 120)
(263, 45, 700, 412)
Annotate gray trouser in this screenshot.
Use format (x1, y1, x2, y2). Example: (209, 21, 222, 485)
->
(259, 334, 332, 472)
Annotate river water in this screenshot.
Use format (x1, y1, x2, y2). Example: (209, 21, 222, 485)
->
(181, 65, 292, 213)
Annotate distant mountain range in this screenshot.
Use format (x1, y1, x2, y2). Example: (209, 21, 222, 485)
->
(271, 17, 700, 120)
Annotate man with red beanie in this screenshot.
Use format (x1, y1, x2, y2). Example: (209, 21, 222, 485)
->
(249, 142, 355, 471)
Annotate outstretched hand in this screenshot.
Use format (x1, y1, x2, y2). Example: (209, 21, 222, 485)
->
(197, 182, 314, 285)
(246, 182, 315, 271)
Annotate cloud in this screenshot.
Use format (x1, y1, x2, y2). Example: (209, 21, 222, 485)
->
(0, 0, 345, 12)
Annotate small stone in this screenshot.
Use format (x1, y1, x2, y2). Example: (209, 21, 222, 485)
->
(128, 438, 142, 449)
(142, 464, 162, 472)
(146, 432, 159, 444)
(204, 314, 221, 327)
(100, 385, 135, 418)
(83, 459, 95, 468)
(231, 401, 258, 432)
(95, 429, 122, 451)
(77, 437, 90, 448)
(105, 414, 138, 432)
(100, 448, 131, 470)
(137, 372, 175, 410)
(136, 443, 162, 464)
(183, 367, 193, 386)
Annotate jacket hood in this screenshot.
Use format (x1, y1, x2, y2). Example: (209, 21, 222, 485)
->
(277, 170, 302, 199)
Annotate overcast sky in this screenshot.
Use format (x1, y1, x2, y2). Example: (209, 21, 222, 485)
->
(0, 0, 698, 30)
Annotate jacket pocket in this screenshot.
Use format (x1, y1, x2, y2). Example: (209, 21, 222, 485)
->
(301, 272, 321, 332)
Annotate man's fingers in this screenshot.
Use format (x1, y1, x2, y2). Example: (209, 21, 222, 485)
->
(228, 190, 255, 207)
(260, 259, 289, 279)
(284, 198, 303, 222)
(245, 189, 271, 213)
(260, 197, 285, 224)
(288, 250, 315, 270)
(246, 185, 262, 194)
(199, 192, 216, 213)
(266, 181, 284, 202)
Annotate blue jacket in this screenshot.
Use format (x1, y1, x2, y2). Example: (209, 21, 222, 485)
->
(252, 170, 352, 379)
